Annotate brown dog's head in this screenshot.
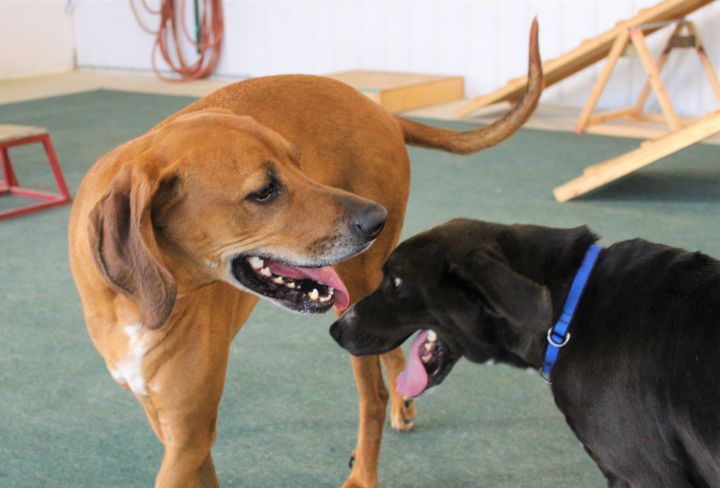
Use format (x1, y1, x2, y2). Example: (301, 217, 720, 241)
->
(89, 110, 386, 328)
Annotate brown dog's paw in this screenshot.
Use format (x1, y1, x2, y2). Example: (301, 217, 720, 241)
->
(342, 452, 378, 488)
(390, 398, 416, 432)
(341, 475, 376, 488)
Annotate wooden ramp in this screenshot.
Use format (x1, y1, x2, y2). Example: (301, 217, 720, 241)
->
(457, 0, 713, 119)
(553, 110, 720, 202)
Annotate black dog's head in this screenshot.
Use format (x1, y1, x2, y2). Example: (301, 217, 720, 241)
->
(330, 219, 596, 397)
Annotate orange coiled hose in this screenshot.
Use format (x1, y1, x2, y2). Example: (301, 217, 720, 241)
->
(129, 0, 224, 82)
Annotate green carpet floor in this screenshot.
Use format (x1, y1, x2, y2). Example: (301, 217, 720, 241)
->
(1, 90, 718, 488)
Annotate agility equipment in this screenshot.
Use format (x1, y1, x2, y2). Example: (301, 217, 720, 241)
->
(457, 0, 713, 119)
(574, 18, 720, 137)
(327, 71, 464, 112)
(0, 125, 71, 219)
(455, 0, 718, 201)
(553, 110, 720, 201)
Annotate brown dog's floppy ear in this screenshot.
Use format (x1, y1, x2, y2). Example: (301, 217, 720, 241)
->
(450, 249, 552, 333)
(88, 163, 177, 329)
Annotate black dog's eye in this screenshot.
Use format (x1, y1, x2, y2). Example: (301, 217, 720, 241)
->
(391, 276, 403, 288)
(248, 181, 278, 203)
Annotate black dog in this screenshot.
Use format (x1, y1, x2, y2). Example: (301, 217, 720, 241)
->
(330, 218, 720, 487)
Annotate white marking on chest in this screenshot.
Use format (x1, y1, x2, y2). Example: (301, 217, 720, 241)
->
(109, 324, 149, 396)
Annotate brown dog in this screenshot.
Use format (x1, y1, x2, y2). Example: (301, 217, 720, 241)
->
(68, 21, 542, 488)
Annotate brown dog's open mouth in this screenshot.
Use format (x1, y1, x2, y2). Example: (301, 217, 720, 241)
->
(397, 329, 456, 398)
(231, 255, 350, 313)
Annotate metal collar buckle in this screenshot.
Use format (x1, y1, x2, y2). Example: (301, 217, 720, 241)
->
(547, 327, 571, 348)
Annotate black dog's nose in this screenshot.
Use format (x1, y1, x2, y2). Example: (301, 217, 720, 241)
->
(354, 203, 387, 240)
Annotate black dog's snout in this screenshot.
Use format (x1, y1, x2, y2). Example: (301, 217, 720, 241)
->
(354, 203, 387, 240)
(329, 321, 344, 346)
(330, 308, 355, 347)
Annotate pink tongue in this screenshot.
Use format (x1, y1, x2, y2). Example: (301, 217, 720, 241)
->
(396, 330, 429, 398)
(266, 262, 350, 311)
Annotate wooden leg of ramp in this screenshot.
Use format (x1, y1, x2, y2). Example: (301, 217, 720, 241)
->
(553, 111, 720, 202)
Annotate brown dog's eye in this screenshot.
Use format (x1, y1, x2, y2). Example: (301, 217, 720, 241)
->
(248, 181, 278, 203)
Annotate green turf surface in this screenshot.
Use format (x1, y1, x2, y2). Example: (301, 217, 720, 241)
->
(1, 90, 718, 487)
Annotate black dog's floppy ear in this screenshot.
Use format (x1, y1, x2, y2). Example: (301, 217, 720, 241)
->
(449, 249, 552, 333)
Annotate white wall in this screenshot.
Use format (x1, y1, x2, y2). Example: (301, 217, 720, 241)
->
(0, 0, 76, 80)
(71, 0, 720, 116)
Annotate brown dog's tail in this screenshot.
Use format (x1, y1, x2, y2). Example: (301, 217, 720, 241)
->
(395, 18, 543, 155)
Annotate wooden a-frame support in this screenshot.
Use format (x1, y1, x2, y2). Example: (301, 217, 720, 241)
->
(575, 18, 720, 135)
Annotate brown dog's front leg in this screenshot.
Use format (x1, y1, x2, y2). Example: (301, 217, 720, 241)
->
(381, 347, 416, 432)
(142, 385, 222, 488)
(343, 354, 388, 488)
(141, 395, 221, 488)
(156, 440, 219, 488)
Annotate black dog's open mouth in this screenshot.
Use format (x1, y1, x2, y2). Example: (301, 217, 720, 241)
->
(230, 255, 350, 313)
(397, 329, 457, 398)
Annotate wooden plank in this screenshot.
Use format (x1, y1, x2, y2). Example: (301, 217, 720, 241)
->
(585, 123, 670, 140)
(458, 0, 713, 118)
(583, 113, 718, 176)
(635, 22, 684, 112)
(633, 113, 696, 125)
(629, 27, 682, 131)
(588, 106, 640, 125)
(326, 71, 464, 112)
(686, 22, 720, 103)
(327, 71, 454, 91)
(575, 30, 630, 133)
(0, 124, 48, 143)
(554, 110, 720, 201)
(381, 77, 464, 113)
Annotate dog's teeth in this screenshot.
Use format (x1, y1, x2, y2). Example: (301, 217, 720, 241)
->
(273, 276, 284, 285)
(319, 295, 330, 303)
(421, 354, 432, 364)
(247, 256, 264, 270)
(427, 330, 437, 342)
(328, 287, 334, 293)
(286, 281, 296, 289)
(309, 289, 319, 301)
(260, 267, 272, 277)
(424, 343, 432, 352)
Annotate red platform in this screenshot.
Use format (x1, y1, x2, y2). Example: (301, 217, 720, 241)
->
(0, 125, 72, 220)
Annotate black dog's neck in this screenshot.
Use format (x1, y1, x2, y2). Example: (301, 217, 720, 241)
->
(495, 225, 600, 369)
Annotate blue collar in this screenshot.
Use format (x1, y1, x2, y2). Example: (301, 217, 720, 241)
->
(541, 243, 602, 382)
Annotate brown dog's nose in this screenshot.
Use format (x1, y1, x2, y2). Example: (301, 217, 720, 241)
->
(354, 203, 387, 240)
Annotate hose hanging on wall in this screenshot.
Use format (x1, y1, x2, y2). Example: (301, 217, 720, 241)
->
(129, 0, 224, 81)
